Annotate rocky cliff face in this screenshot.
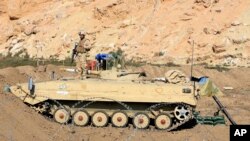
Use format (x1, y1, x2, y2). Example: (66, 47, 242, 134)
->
(0, 0, 249, 67)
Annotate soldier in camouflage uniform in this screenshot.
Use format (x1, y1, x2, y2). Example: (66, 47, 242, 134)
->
(75, 31, 92, 79)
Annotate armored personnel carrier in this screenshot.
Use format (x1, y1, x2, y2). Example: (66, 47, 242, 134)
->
(9, 73, 198, 130)
(9, 49, 198, 130)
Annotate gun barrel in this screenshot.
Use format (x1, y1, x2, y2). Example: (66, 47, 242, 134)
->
(117, 72, 142, 77)
(71, 43, 79, 63)
(71, 52, 74, 63)
(212, 96, 237, 125)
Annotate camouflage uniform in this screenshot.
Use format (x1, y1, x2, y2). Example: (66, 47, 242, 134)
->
(75, 38, 91, 79)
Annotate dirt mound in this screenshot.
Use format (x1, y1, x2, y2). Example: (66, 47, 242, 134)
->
(0, 67, 27, 89)
(0, 65, 76, 89)
(0, 94, 66, 141)
(0, 94, 232, 141)
(1, 92, 249, 141)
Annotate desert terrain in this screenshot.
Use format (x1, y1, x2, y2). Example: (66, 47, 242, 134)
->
(0, 0, 250, 66)
(0, 65, 250, 141)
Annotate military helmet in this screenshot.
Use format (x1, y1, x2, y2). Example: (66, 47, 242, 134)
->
(78, 30, 86, 35)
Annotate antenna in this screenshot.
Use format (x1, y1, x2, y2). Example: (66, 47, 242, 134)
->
(190, 40, 194, 78)
(190, 40, 196, 95)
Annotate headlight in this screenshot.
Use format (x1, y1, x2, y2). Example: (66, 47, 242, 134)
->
(182, 88, 191, 93)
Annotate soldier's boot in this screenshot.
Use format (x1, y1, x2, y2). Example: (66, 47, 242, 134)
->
(75, 67, 85, 79)
(81, 75, 87, 80)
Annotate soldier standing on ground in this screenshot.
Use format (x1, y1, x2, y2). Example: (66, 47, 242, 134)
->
(75, 30, 92, 79)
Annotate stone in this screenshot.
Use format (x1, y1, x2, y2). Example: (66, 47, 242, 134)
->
(10, 36, 25, 47)
(215, 8, 222, 13)
(231, 36, 250, 44)
(222, 37, 231, 46)
(212, 29, 221, 35)
(203, 28, 210, 34)
(100, 132, 106, 137)
(7, 0, 23, 20)
(10, 42, 24, 54)
(187, 28, 194, 34)
(212, 45, 226, 54)
(0, 16, 17, 44)
(197, 42, 208, 48)
(203, 27, 221, 35)
(51, 33, 57, 38)
(223, 87, 233, 90)
(79, 0, 92, 4)
(231, 21, 241, 26)
(24, 25, 36, 36)
(194, 0, 219, 8)
(120, 19, 135, 28)
(11, 38, 18, 45)
(180, 17, 192, 21)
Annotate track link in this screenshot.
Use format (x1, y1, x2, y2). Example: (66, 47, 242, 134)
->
(31, 102, 194, 130)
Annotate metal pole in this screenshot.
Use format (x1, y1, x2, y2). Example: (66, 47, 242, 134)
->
(191, 40, 194, 77)
(212, 95, 237, 125)
(191, 40, 195, 95)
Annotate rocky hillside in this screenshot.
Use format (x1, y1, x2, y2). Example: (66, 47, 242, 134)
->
(0, 0, 250, 66)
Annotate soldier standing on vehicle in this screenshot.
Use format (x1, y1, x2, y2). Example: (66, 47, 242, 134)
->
(75, 30, 92, 79)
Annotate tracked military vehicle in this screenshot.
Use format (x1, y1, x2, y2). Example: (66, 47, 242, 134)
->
(10, 72, 198, 130)
(10, 49, 198, 130)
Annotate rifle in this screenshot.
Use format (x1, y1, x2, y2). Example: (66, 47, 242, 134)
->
(212, 95, 237, 125)
(71, 42, 78, 63)
(117, 72, 146, 77)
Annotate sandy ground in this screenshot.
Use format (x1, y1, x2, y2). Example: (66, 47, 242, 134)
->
(1, 0, 250, 66)
(0, 65, 250, 141)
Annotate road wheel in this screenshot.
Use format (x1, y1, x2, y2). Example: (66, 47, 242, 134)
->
(73, 110, 89, 126)
(111, 111, 128, 127)
(132, 112, 150, 129)
(54, 108, 70, 124)
(91, 111, 109, 127)
(155, 113, 172, 130)
(174, 105, 191, 121)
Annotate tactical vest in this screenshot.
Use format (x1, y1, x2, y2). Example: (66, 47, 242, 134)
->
(76, 39, 91, 53)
